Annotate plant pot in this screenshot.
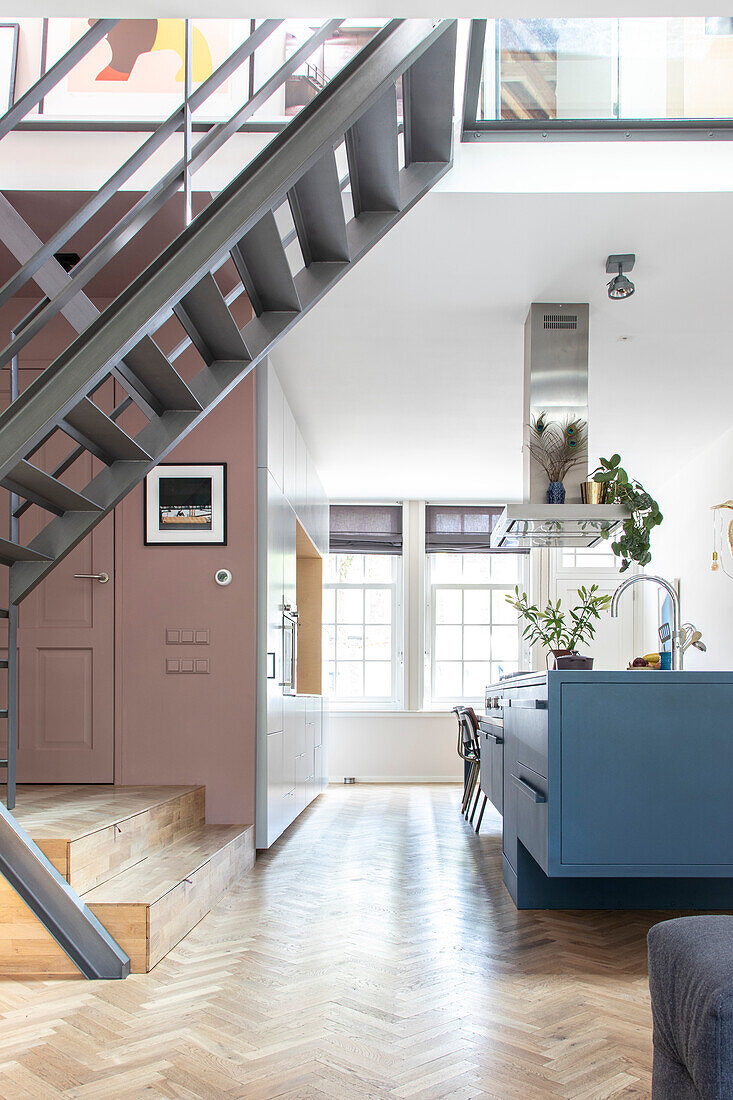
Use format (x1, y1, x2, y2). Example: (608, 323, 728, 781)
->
(547, 648, 573, 668)
(547, 481, 566, 504)
(554, 653, 594, 671)
(580, 480, 607, 504)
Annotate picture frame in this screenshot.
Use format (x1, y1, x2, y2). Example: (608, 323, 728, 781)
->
(0, 23, 19, 114)
(144, 463, 227, 546)
(40, 18, 249, 122)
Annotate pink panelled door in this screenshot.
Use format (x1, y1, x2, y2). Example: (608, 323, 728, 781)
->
(1, 369, 115, 783)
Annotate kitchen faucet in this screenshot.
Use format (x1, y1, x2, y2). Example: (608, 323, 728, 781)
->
(610, 574, 684, 670)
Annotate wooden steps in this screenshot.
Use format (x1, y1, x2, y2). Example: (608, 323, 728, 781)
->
(84, 824, 253, 972)
(0, 785, 254, 976)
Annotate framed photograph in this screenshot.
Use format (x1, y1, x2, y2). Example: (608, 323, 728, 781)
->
(144, 463, 226, 546)
(0, 24, 19, 114)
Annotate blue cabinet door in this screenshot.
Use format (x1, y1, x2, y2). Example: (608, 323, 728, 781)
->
(559, 681, 733, 873)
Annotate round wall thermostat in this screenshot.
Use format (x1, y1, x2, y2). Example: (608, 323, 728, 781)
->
(215, 568, 233, 587)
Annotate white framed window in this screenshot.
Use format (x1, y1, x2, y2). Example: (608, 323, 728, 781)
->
(322, 553, 403, 708)
(558, 544, 620, 572)
(426, 552, 527, 706)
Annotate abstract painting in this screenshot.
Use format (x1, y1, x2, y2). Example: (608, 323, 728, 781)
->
(42, 18, 250, 120)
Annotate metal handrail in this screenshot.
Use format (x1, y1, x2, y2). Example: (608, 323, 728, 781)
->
(0, 18, 451, 472)
(0, 19, 283, 311)
(0, 19, 344, 372)
(0, 19, 118, 142)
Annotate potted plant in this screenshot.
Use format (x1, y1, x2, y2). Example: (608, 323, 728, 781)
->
(592, 454, 663, 572)
(528, 412, 587, 504)
(506, 584, 612, 669)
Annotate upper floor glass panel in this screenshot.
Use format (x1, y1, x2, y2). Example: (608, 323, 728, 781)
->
(7, 18, 386, 125)
(476, 17, 733, 124)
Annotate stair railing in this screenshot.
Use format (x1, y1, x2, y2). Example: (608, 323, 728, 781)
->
(0, 19, 346, 370)
(1, 327, 19, 809)
(0, 19, 283, 312)
(1, 298, 51, 810)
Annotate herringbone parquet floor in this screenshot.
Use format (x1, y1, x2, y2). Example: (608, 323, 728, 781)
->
(0, 785, 663, 1099)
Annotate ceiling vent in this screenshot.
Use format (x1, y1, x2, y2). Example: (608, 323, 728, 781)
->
(543, 313, 577, 329)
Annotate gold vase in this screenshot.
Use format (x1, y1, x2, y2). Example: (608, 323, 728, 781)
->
(580, 480, 607, 504)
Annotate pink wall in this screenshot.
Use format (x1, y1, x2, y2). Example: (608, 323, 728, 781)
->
(1, 297, 258, 826)
(114, 373, 257, 825)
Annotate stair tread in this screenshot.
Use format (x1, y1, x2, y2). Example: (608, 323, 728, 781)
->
(83, 824, 253, 906)
(62, 398, 151, 463)
(3, 459, 103, 515)
(3, 784, 204, 842)
(0, 535, 51, 564)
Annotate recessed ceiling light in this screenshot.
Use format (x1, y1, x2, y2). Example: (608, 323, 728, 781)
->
(606, 254, 636, 300)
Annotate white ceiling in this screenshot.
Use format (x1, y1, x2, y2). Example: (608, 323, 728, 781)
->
(273, 186, 733, 501)
(4, 5, 716, 18)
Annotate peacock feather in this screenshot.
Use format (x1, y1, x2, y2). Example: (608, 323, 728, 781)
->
(528, 413, 588, 483)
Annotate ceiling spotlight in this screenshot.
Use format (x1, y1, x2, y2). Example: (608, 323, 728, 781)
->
(606, 254, 636, 300)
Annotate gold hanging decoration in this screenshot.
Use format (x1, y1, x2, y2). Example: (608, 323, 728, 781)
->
(711, 502, 733, 572)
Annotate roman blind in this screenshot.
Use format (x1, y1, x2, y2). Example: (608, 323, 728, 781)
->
(425, 504, 518, 553)
(330, 504, 403, 555)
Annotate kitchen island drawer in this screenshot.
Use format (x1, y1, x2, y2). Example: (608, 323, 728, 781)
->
(479, 719, 504, 815)
(512, 764, 549, 874)
(505, 693, 548, 779)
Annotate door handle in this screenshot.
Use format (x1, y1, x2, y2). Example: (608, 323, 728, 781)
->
(73, 572, 110, 584)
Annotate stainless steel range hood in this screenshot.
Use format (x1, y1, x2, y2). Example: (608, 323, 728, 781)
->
(491, 303, 627, 550)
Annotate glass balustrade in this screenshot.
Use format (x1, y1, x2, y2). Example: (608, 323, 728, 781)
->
(470, 17, 733, 129)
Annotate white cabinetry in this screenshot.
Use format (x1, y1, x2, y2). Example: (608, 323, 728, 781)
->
(283, 502, 296, 626)
(265, 472, 285, 735)
(283, 401, 297, 509)
(265, 730, 284, 846)
(259, 362, 285, 491)
(256, 360, 330, 848)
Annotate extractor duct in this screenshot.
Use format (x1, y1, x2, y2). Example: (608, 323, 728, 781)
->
(491, 303, 626, 550)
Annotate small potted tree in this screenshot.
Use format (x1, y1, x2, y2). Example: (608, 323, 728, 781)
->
(507, 584, 612, 670)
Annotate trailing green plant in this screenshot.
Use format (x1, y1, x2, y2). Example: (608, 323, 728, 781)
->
(592, 454, 663, 573)
(528, 412, 587, 483)
(506, 584, 612, 654)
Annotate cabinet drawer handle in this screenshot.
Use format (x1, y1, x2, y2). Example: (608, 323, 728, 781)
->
(501, 698, 547, 710)
(511, 774, 546, 803)
(484, 731, 504, 745)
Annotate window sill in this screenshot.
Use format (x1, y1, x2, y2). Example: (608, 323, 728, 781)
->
(329, 708, 458, 718)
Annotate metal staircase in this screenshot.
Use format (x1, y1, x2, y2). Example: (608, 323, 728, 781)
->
(0, 17, 457, 978)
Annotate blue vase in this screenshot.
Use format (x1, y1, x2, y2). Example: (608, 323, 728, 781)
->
(547, 481, 566, 504)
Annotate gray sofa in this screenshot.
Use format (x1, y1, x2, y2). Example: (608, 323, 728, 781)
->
(648, 916, 733, 1099)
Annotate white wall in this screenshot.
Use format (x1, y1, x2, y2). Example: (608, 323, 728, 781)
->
(329, 712, 460, 783)
(650, 424, 733, 670)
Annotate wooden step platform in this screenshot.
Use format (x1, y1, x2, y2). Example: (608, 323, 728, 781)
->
(84, 824, 254, 972)
(6, 783, 206, 892)
(0, 785, 254, 977)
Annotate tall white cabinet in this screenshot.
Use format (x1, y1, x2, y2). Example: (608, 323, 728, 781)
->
(256, 360, 329, 848)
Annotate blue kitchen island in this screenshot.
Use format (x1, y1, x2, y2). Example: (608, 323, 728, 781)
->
(481, 670, 733, 909)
